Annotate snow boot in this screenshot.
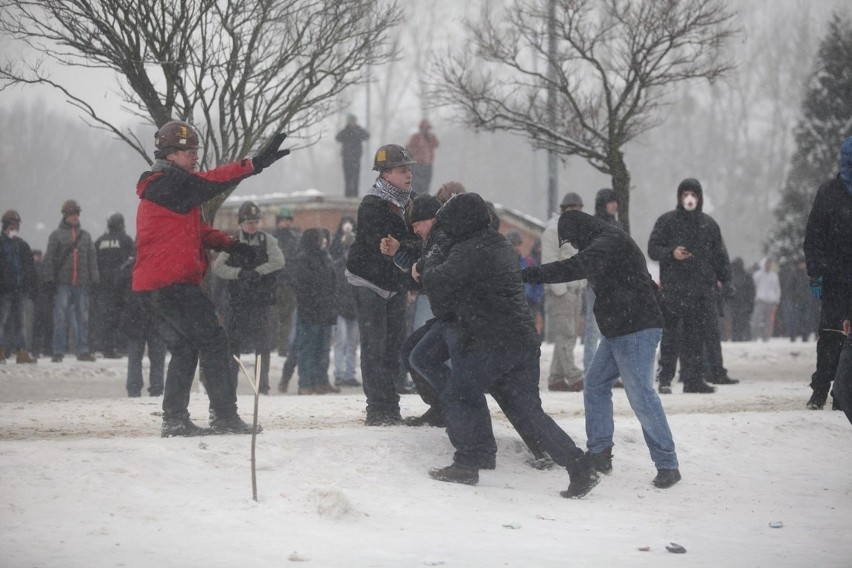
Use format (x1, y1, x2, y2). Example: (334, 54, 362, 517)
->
(587, 447, 613, 474)
(161, 416, 212, 438)
(652, 468, 682, 488)
(209, 409, 262, 434)
(683, 380, 715, 394)
(806, 391, 827, 410)
(16, 350, 37, 364)
(428, 463, 479, 485)
(365, 410, 403, 426)
(402, 406, 446, 427)
(561, 454, 600, 499)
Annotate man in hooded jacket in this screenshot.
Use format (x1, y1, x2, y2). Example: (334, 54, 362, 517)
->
(523, 210, 681, 489)
(423, 193, 599, 498)
(93, 213, 135, 358)
(804, 136, 852, 410)
(648, 178, 733, 394)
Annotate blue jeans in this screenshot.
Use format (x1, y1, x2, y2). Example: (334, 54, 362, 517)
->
(583, 286, 601, 371)
(52, 284, 90, 356)
(127, 335, 167, 396)
(333, 316, 359, 381)
(584, 328, 678, 469)
(296, 320, 332, 389)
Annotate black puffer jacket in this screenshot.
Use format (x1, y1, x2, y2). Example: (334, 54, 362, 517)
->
(422, 193, 538, 352)
(346, 194, 420, 293)
(804, 175, 852, 283)
(524, 210, 663, 338)
(292, 228, 337, 325)
(647, 179, 730, 299)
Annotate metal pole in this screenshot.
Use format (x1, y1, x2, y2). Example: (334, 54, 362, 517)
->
(546, 0, 558, 218)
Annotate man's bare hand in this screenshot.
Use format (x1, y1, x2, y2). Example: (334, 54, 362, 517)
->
(380, 234, 400, 256)
(411, 263, 421, 282)
(673, 246, 693, 261)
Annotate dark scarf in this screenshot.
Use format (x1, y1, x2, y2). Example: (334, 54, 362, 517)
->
(369, 176, 412, 213)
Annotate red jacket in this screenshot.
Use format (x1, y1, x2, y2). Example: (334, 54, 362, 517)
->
(132, 160, 254, 291)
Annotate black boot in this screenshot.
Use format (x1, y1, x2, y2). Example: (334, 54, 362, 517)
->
(652, 468, 682, 488)
(428, 463, 479, 485)
(806, 391, 827, 410)
(561, 454, 600, 499)
(403, 406, 446, 427)
(209, 409, 262, 434)
(162, 416, 212, 438)
(683, 381, 715, 394)
(708, 375, 740, 385)
(587, 447, 613, 474)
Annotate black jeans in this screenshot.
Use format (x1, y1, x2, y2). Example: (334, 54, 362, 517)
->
(227, 303, 272, 393)
(353, 286, 405, 416)
(811, 277, 850, 395)
(141, 284, 237, 420)
(659, 294, 716, 386)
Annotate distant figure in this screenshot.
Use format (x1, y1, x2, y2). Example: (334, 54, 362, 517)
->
(0, 210, 37, 364)
(330, 215, 361, 388)
(751, 257, 781, 342)
(779, 257, 816, 342)
(43, 199, 99, 362)
(93, 213, 134, 358)
(728, 257, 755, 341)
(407, 119, 439, 194)
(336, 114, 370, 198)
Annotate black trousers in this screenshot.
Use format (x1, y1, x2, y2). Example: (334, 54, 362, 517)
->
(811, 277, 851, 395)
(227, 303, 272, 393)
(659, 294, 716, 386)
(353, 286, 405, 417)
(141, 284, 237, 420)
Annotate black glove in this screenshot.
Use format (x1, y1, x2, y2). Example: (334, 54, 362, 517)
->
(228, 241, 258, 266)
(238, 269, 261, 282)
(521, 266, 543, 284)
(252, 132, 290, 172)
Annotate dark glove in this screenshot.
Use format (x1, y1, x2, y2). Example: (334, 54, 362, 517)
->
(252, 132, 290, 172)
(521, 266, 543, 284)
(238, 269, 261, 282)
(228, 241, 258, 266)
(809, 276, 823, 300)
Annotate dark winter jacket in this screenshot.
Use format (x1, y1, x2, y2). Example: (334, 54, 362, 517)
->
(647, 179, 731, 300)
(594, 188, 623, 229)
(292, 228, 337, 325)
(803, 175, 852, 285)
(132, 159, 253, 292)
(524, 210, 664, 338)
(213, 229, 284, 307)
(43, 220, 99, 287)
(335, 124, 370, 161)
(0, 233, 36, 297)
(273, 226, 302, 285)
(423, 193, 539, 352)
(333, 254, 357, 320)
(417, 222, 456, 321)
(346, 194, 421, 293)
(94, 229, 135, 290)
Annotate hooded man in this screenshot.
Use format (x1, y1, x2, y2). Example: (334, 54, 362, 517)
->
(93, 213, 135, 358)
(422, 193, 598, 497)
(648, 178, 733, 394)
(803, 136, 852, 410)
(523, 210, 681, 489)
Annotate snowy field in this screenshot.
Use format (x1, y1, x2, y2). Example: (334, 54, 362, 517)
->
(1, 339, 850, 568)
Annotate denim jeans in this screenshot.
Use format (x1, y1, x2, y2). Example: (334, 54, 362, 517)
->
(297, 320, 332, 389)
(0, 291, 28, 351)
(52, 284, 90, 356)
(583, 286, 601, 371)
(333, 316, 359, 381)
(583, 327, 678, 470)
(126, 335, 167, 396)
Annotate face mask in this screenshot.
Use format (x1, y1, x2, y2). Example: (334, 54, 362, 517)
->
(6, 229, 18, 239)
(342, 222, 353, 233)
(682, 194, 698, 211)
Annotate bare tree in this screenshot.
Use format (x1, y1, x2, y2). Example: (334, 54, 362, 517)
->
(0, 0, 402, 216)
(433, 0, 737, 233)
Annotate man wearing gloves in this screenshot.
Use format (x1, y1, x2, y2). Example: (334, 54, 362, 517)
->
(214, 201, 285, 396)
(803, 136, 852, 410)
(132, 120, 290, 437)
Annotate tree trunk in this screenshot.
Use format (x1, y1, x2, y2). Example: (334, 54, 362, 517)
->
(609, 150, 632, 235)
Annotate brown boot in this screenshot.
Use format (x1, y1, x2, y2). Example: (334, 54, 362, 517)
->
(16, 350, 37, 364)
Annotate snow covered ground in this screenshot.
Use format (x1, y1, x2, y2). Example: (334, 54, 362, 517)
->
(1, 339, 850, 568)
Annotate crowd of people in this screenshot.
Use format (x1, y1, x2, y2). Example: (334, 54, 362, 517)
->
(3, 118, 850, 497)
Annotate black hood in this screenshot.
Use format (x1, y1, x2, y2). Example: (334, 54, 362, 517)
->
(676, 178, 704, 212)
(299, 228, 326, 254)
(436, 192, 491, 240)
(557, 210, 609, 251)
(594, 188, 618, 218)
(107, 213, 125, 232)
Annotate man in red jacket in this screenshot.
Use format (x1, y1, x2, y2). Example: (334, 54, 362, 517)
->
(133, 120, 289, 437)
